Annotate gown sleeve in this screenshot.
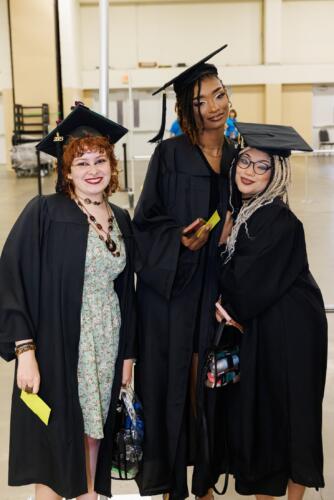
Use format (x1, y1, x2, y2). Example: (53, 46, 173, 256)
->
(132, 143, 183, 299)
(0, 196, 44, 361)
(220, 205, 308, 323)
(122, 210, 137, 360)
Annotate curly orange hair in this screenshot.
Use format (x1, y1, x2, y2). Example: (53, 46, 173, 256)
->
(61, 135, 119, 197)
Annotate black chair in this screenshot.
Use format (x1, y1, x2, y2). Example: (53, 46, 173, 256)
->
(319, 129, 334, 149)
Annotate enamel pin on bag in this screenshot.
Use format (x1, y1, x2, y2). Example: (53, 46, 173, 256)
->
(205, 302, 244, 389)
(111, 387, 144, 480)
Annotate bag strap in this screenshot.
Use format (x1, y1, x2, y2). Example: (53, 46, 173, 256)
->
(121, 388, 137, 426)
(215, 302, 244, 333)
(213, 321, 226, 347)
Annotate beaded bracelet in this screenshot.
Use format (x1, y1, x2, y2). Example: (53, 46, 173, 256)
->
(15, 343, 36, 357)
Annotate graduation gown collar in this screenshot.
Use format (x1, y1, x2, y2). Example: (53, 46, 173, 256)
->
(46, 193, 88, 225)
(164, 134, 237, 177)
(45, 194, 130, 236)
(110, 203, 132, 238)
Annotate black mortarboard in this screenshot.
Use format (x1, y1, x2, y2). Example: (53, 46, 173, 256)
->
(236, 122, 313, 158)
(37, 103, 128, 157)
(149, 44, 228, 143)
(36, 102, 128, 192)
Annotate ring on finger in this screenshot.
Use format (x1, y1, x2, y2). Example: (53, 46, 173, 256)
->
(24, 385, 33, 394)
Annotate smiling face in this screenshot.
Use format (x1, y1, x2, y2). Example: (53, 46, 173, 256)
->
(68, 149, 111, 200)
(235, 148, 273, 198)
(62, 135, 119, 198)
(192, 75, 229, 131)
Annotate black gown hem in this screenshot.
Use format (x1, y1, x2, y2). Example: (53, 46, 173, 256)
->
(136, 483, 171, 496)
(289, 474, 325, 489)
(234, 470, 325, 497)
(8, 478, 88, 498)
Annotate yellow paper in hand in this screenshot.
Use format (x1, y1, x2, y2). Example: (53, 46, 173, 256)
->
(206, 209, 221, 230)
(196, 210, 221, 236)
(20, 390, 51, 426)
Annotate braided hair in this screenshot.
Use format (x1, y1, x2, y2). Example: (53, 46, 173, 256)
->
(222, 150, 291, 263)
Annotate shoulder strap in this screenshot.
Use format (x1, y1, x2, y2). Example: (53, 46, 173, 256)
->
(213, 321, 226, 347)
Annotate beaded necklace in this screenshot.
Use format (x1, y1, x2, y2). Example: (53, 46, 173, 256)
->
(81, 197, 102, 206)
(76, 198, 120, 257)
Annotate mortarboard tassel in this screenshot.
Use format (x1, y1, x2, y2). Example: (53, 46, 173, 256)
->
(149, 92, 167, 143)
(54, 128, 64, 193)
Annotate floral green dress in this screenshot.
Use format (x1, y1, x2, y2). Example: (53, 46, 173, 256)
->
(77, 219, 126, 439)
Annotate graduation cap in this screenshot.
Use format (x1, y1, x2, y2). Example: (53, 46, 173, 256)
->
(149, 44, 228, 143)
(235, 122, 313, 158)
(36, 102, 128, 192)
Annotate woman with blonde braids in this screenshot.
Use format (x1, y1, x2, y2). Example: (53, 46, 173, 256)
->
(216, 123, 327, 499)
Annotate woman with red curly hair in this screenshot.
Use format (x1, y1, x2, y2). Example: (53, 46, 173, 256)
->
(0, 104, 136, 499)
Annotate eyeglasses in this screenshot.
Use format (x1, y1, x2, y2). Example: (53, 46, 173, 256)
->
(237, 155, 272, 175)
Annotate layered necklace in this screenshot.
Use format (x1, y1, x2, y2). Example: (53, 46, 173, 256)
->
(76, 197, 120, 257)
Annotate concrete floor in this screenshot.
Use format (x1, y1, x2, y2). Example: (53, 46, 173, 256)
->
(0, 154, 333, 500)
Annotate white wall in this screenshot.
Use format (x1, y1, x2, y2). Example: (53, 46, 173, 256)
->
(58, 0, 82, 88)
(80, 1, 262, 71)
(79, 0, 334, 72)
(282, 0, 334, 64)
(312, 85, 334, 147)
(91, 89, 175, 157)
(313, 86, 334, 126)
(80, 4, 137, 70)
(79, 0, 334, 90)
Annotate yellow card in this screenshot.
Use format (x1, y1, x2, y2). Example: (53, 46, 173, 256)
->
(20, 390, 51, 426)
(196, 210, 221, 236)
(206, 209, 221, 230)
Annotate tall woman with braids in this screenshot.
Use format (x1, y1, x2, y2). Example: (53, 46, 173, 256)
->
(217, 123, 327, 499)
(132, 45, 238, 499)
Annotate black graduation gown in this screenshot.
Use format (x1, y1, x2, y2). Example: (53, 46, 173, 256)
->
(0, 193, 136, 499)
(217, 199, 327, 496)
(132, 134, 238, 497)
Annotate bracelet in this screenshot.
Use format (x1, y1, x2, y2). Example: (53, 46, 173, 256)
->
(15, 343, 36, 357)
(15, 341, 35, 349)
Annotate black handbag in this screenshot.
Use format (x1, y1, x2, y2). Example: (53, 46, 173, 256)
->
(111, 387, 144, 480)
(205, 318, 242, 389)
